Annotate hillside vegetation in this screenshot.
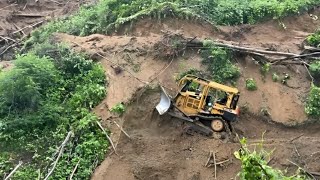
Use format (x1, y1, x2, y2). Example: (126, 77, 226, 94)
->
(1, 0, 320, 179)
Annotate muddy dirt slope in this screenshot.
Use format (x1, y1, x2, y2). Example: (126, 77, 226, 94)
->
(54, 8, 320, 180)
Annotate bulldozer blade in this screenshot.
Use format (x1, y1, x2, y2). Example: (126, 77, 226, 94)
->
(156, 86, 171, 115)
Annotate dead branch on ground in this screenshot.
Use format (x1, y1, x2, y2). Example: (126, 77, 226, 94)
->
(287, 159, 316, 180)
(113, 120, 131, 139)
(12, 13, 45, 18)
(159, 33, 320, 66)
(44, 131, 72, 180)
(4, 161, 23, 180)
(12, 20, 44, 35)
(96, 121, 118, 155)
(69, 159, 80, 180)
(213, 152, 217, 179)
(289, 134, 304, 143)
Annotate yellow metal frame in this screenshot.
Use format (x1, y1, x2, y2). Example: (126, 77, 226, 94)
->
(174, 75, 240, 117)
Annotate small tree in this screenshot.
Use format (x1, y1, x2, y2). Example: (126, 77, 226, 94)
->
(0, 54, 58, 113)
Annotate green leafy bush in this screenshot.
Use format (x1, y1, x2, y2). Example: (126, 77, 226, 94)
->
(0, 54, 58, 113)
(111, 103, 126, 114)
(0, 45, 108, 179)
(260, 63, 271, 76)
(305, 84, 320, 117)
(175, 68, 203, 81)
(307, 30, 320, 47)
(246, 78, 257, 91)
(272, 73, 279, 82)
(309, 60, 320, 79)
(201, 46, 240, 83)
(235, 137, 310, 179)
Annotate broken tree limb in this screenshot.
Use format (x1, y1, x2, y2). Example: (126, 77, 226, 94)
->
(12, 21, 44, 35)
(0, 43, 18, 56)
(271, 52, 320, 63)
(0, 36, 16, 43)
(293, 144, 300, 157)
(12, 13, 45, 18)
(304, 64, 315, 82)
(69, 159, 80, 180)
(186, 39, 298, 57)
(4, 161, 23, 180)
(287, 159, 316, 180)
(310, 172, 320, 176)
(289, 133, 304, 143)
(213, 152, 217, 180)
(44, 131, 72, 180)
(216, 159, 230, 165)
(96, 121, 118, 155)
(205, 151, 213, 167)
(113, 120, 131, 139)
(304, 45, 320, 52)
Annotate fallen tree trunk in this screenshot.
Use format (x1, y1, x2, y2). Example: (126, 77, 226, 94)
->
(179, 37, 320, 65)
(185, 38, 297, 57)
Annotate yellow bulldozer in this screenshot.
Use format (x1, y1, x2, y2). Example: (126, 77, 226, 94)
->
(156, 75, 240, 137)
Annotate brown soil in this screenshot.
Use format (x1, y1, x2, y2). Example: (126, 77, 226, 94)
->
(91, 89, 320, 180)
(41, 7, 320, 180)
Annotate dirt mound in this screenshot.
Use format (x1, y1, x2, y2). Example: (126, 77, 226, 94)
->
(57, 31, 311, 125)
(53, 8, 320, 180)
(92, 89, 320, 180)
(92, 89, 241, 180)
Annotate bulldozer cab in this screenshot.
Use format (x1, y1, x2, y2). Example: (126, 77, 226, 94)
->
(175, 75, 240, 118)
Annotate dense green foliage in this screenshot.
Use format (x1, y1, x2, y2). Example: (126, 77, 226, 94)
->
(235, 137, 309, 179)
(201, 43, 240, 83)
(246, 78, 258, 91)
(24, 0, 320, 47)
(0, 44, 108, 179)
(305, 84, 320, 117)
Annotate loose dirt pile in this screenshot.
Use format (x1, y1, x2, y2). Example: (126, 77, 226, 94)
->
(0, 0, 93, 60)
(91, 89, 320, 180)
(53, 8, 320, 180)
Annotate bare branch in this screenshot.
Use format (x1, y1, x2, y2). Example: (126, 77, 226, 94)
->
(96, 121, 118, 155)
(4, 161, 23, 180)
(113, 120, 131, 139)
(44, 131, 73, 180)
